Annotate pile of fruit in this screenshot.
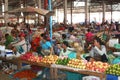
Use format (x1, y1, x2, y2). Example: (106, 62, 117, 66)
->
(20, 52, 42, 62)
(28, 56, 42, 63)
(20, 52, 33, 60)
(86, 61, 110, 72)
(20, 53, 111, 73)
(41, 55, 58, 64)
(106, 64, 120, 76)
(56, 58, 70, 65)
(67, 59, 87, 69)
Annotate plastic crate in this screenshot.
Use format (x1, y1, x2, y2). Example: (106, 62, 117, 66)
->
(118, 76, 120, 80)
(106, 74, 118, 80)
(82, 76, 100, 80)
(66, 72, 84, 80)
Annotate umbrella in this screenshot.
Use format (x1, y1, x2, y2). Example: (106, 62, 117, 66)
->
(7, 6, 54, 16)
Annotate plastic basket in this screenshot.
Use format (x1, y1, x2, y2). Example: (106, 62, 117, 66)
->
(114, 44, 120, 49)
(106, 74, 118, 80)
(66, 72, 84, 80)
(82, 76, 100, 80)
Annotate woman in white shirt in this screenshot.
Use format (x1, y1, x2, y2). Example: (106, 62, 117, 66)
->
(12, 34, 27, 54)
(59, 41, 76, 59)
(87, 36, 108, 62)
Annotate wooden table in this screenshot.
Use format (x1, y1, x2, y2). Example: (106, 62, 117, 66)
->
(0, 57, 54, 80)
(52, 64, 106, 80)
(19, 60, 54, 80)
(0, 57, 21, 69)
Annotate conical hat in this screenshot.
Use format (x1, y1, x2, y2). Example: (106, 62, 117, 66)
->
(96, 32, 109, 44)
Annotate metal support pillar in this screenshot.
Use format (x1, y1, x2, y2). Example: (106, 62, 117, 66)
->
(44, 0, 48, 9)
(17, 16, 19, 23)
(70, 0, 73, 25)
(111, 3, 113, 23)
(48, 0, 53, 42)
(89, 6, 90, 23)
(64, 0, 67, 25)
(4, 0, 8, 26)
(85, 0, 89, 26)
(44, 0, 48, 27)
(38, 0, 42, 25)
(102, 1, 106, 23)
(55, 9, 58, 23)
(23, 0, 27, 23)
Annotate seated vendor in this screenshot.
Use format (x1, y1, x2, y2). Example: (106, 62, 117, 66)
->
(59, 41, 76, 59)
(4, 33, 14, 48)
(12, 34, 27, 54)
(85, 36, 108, 62)
(40, 33, 53, 56)
(58, 41, 85, 80)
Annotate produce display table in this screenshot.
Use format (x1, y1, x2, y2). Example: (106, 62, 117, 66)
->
(51, 64, 106, 80)
(0, 57, 21, 70)
(19, 60, 54, 80)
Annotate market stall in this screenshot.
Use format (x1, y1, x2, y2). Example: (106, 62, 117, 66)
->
(0, 49, 120, 80)
(52, 64, 106, 80)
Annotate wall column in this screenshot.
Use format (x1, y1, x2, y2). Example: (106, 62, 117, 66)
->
(64, 0, 67, 25)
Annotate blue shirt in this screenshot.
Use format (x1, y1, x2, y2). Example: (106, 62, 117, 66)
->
(41, 41, 52, 50)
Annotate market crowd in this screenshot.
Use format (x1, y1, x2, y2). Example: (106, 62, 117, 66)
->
(0, 21, 119, 63)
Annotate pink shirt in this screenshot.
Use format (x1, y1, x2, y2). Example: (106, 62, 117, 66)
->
(85, 32, 94, 42)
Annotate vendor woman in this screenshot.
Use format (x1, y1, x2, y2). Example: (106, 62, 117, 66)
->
(59, 41, 76, 58)
(86, 36, 108, 62)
